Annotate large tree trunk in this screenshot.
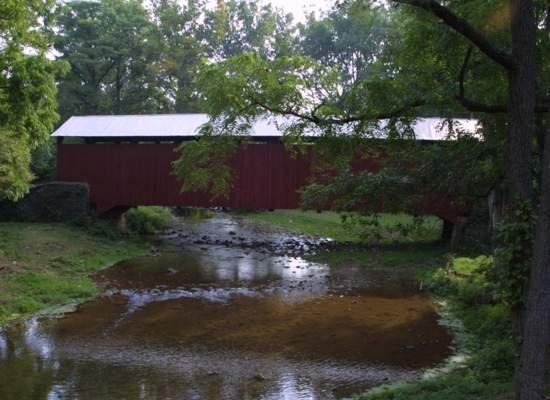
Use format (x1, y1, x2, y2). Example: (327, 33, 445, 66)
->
(507, 1, 539, 399)
(507, 0, 535, 203)
(392, 0, 542, 396)
(516, 126, 550, 400)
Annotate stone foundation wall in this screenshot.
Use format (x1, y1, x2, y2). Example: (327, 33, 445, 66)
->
(0, 182, 90, 223)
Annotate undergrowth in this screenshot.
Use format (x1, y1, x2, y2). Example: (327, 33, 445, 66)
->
(126, 206, 173, 235)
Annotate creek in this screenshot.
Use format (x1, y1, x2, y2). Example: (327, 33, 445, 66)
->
(0, 215, 452, 399)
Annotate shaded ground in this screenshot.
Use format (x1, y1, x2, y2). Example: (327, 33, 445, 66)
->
(0, 214, 453, 400)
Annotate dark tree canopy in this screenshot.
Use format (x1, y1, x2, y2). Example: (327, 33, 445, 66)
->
(204, 0, 298, 60)
(150, 0, 207, 112)
(54, 0, 298, 117)
(55, 0, 166, 119)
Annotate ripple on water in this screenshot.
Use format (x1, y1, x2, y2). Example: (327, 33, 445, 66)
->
(0, 215, 453, 400)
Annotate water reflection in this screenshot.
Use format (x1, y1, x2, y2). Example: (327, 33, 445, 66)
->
(0, 216, 452, 400)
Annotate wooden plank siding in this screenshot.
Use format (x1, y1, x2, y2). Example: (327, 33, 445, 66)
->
(56, 142, 462, 222)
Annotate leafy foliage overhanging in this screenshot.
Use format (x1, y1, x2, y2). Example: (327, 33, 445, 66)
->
(177, 0, 548, 210)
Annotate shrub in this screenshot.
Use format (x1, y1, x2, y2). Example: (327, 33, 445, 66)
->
(341, 213, 442, 244)
(126, 206, 173, 235)
(426, 256, 493, 303)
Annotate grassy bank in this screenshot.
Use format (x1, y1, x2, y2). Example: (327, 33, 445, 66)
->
(242, 210, 514, 400)
(0, 222, 148, 324)
(237, 209, 360, 241)
(238, 209, 442, 243)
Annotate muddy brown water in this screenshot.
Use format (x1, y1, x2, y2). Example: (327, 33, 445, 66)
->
(0, 216, 453, 400)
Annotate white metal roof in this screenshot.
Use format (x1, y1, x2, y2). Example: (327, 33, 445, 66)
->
(52, 113, 479, 140)
(374, 118, 480, 141)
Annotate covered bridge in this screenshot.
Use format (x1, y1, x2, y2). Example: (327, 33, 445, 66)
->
(53, 114, 477, 223)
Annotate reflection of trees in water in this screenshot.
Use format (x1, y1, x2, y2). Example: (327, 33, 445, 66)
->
(0, 330, 308, 400)
(0, 321, 59, 400)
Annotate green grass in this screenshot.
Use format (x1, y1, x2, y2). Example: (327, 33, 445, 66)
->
(360, 369, 512, 400)
(308, 243, 448, 270)
(0, 222, 148, 323)
(237, 209, 359, 241)
(237, 210, 442, 243)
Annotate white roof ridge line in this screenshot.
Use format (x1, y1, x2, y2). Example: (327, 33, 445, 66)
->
(51, 115, 480, 140)
(69, 113, 209, 118)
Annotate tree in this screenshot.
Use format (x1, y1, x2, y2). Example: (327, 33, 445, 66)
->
(0, 0, 67, 200)
(390, 2, 548, 399)
(300, 3, 390, 94)
(203, 0, 298, 60)
(150, 0, 207, 112)
(191, 4, 430, 135)
(147, 0, 298, 113)
(180, 1, 550, 398)
(55, 0, 166, 119)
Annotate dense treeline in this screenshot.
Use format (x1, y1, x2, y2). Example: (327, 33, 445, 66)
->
(54, 0, 299, 119)
(51, 0, 404, 121)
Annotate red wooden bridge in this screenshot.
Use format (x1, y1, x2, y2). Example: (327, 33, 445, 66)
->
(53, 114, 471, 223)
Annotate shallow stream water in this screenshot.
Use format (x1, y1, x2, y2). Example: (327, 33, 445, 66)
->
(0, 215, 452, 400)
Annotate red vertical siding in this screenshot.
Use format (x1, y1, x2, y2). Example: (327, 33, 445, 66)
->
(57, 143, 315, 213)
(56, 142, 461, 222)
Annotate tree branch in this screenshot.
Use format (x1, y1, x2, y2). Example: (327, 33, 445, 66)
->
(96, 59, 119, 85)
(250, 98, 426, 126)
(455, 47, 549, 113)
(456, 46, 507, 113)
(394, 0, 516, 70)
(249, 99, 322, 124)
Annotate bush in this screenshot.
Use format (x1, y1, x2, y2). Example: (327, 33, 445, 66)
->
(126, 206, 173, 235)
(426, 256, 493, 304)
